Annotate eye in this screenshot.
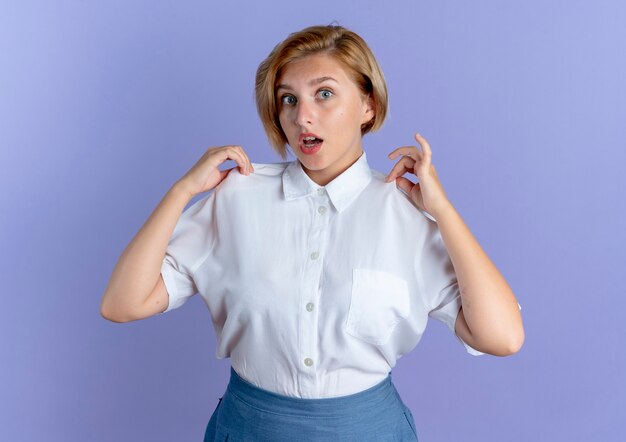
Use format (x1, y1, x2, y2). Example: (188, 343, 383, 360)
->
(319, 89, 333, 99)
(278, 89, 333, 106)
(280, 94, 296, 105)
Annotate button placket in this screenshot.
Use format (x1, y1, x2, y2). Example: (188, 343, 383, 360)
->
(297, 190, 329, 397)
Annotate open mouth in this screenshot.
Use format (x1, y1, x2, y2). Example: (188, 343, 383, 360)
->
(299, 133, 324, 154)
(300, 140, 323, 155)
(301, 137, 323, 149)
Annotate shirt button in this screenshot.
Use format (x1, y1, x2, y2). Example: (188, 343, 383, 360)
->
(317, 188, 324, 196)
(304, 358, 314, 366)
(310, 252, 319, 260)
(317, 206, 327, 214)
(306, 302, 314, 312)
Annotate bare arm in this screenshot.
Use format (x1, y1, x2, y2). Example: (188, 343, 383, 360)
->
(386, 133, 523, 356)
(99, 181, 193, 322)
(100, 144, 254, 322)
(437, 202, 524, 356)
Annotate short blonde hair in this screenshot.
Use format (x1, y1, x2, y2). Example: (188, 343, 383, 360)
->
(255, 24, 389, 160)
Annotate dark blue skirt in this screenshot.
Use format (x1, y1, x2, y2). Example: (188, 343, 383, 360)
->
(204, 366, 419, 441)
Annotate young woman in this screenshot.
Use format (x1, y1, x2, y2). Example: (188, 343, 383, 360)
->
(101, 24, 524, 441)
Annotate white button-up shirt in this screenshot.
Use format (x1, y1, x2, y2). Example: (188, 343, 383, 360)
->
(160, 151, 501, 398)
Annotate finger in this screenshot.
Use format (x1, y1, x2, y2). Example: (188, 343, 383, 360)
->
(236, 146, 254, 174)
(224, 146, 249, 175)
(220, 168, 233, 179)
(386, 156, 416, 182)
(388, 146, 422, 162)
(233, 147, 251, 175)
(388, 145, 414, 157)
(395, 175, 417, 195)
(233, 148, 251, 175)
(414, 133, 432, 160)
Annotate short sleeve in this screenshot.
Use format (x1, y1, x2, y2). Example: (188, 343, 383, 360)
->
(416, 219, 486, 356)
(159, 190, 217, 314)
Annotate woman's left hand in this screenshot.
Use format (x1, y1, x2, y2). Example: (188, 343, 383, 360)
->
(385, 132, 452, 219)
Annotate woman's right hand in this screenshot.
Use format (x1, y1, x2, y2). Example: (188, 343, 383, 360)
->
(175, 145, 254, 197)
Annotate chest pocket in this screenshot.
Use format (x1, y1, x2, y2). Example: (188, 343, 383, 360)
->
(345, 268, 410, 345)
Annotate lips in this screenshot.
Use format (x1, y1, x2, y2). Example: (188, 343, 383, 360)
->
(298, 132, 324, 155)
(299, 132, 324, 144)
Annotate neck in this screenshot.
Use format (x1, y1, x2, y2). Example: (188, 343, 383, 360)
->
(302, 149, 363, 186)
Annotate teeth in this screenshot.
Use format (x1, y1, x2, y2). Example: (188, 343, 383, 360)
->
(304, 136, 317, 141)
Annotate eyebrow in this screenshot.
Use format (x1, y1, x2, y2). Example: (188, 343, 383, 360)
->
(275, 76, 339, 92)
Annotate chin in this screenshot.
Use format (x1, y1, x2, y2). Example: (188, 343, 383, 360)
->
(298, 155, 327, 170)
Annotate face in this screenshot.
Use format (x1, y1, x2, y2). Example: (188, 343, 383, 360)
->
(275, 53, 374, 186)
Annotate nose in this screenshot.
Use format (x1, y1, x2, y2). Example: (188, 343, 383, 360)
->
(294, 98, 314, 127)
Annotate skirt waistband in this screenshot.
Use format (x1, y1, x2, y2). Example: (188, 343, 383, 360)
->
(225, 366, 396, 418)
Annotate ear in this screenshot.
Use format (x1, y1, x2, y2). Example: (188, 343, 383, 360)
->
(361, 94, 375, 125)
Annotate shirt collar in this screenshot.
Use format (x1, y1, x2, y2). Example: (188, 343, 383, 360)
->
(282, 150, 373, 213)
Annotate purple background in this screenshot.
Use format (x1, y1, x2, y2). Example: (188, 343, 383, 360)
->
(1, 1, 624, 440)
